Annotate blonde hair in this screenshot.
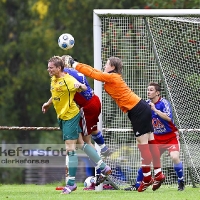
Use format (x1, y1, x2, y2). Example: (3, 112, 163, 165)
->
(48, 56, 64, 71)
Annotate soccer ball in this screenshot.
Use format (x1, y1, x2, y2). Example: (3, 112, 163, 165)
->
(84, 176, 96, 188)
(58, 33, 75, 50)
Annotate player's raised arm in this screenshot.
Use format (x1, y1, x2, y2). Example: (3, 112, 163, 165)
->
(68, 57, 117, 83)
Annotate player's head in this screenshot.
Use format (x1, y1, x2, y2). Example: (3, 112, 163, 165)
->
(48, 56, 64, 70)
(147, 82, 161, 100)
(104, 57, 123, 74)
(47, 56, 64, 77)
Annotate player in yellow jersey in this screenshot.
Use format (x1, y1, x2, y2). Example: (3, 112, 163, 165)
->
(67, 56, 165, 192)
(42, 56, 111, 194)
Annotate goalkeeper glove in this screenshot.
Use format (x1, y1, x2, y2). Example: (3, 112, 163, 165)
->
(62, 55, 73, 68)
(69, 57, 75, 67)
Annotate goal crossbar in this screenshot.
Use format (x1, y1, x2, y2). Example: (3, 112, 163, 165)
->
(94, 9, 200, 16)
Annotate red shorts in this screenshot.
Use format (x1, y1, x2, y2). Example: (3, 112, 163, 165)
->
(154, 131, 180, 155)
(79, 95, 101, 136)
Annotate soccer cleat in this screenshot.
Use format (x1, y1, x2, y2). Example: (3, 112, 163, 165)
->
(103, 184, 114, 190)
(152, 173, 165, 191)
(178, 181, 185, 191)
(138, 178, 154, 192)
(95, 165, 112, 186)
(124, 184, 138, 191)
(104, 175, 120, 190)
(61, 184, 77, 194)
(83, 183, 95, 191)
(55, 186, 64, 190)
(100, 148, 113, 158)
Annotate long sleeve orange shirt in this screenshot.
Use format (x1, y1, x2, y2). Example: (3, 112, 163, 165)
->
(75, 63, 141, 113)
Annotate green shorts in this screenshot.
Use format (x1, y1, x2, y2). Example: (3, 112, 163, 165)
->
(58, 112, 82, 141)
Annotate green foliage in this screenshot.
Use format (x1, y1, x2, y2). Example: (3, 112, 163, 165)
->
(185, 73, 200, 92)
(0, 168, 24, 184)
(137, 0, 200, 8)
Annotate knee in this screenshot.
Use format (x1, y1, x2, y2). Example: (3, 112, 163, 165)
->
(170, 152, 180, 164)
(77, 142, 87, 151)
(76, 140, 84, 150)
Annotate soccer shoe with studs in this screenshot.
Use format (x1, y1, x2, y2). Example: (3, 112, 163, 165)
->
(103, 184, 114, 190)
(95, 165, 112, 186)
(83, 182, 95, 191)
(55, 186, 64, 190)
(152, 173, 165, 191)
(61, 184, 77, 194)
(100, 148, 113, 159)
(178, 181, 185, 191)
(124, 184, 138, 191)
(137, 178, 154, 192)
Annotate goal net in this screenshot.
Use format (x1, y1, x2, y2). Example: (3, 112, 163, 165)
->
(93, 9, 200, 189)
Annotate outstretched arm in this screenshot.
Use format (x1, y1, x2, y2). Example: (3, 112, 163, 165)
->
(69, 59, 113, 82)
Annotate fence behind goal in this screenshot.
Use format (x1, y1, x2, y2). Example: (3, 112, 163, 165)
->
(93, 9, 200, 189)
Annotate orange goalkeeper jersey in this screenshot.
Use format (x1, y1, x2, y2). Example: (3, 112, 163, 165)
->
(75, 63, 141, 113)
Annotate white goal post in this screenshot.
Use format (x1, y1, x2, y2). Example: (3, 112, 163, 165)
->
(93, 9, 200, 189)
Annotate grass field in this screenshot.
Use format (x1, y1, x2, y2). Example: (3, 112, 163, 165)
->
(0, 183, 200, 200)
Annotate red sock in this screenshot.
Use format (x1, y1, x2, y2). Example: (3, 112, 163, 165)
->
(138, 144, 152, 182)
(148, 140, 161, 177)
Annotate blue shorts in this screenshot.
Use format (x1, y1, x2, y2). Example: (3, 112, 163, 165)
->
(58, 112, 82, 141)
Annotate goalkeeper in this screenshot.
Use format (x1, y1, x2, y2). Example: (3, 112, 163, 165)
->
(67, 56, 165, 192)
(125, 82, 184, 191)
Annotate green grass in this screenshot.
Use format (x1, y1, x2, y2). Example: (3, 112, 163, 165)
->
(0, 183, 199, 200)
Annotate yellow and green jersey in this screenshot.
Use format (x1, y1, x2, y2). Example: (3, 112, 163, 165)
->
(50, 74, 79, 120)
